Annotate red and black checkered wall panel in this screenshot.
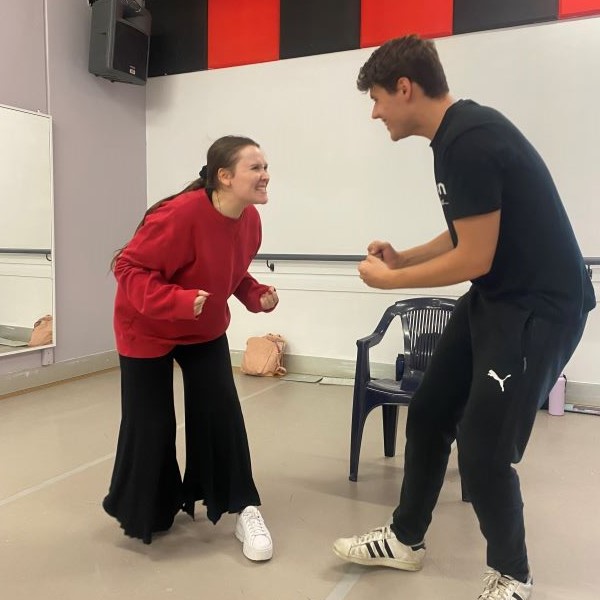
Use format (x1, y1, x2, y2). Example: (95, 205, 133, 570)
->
(146, 0, 208, 77)
(208, 0, 279, 69)
(280, 0, 361, 60)
(360, 0, 453, 48)
(559, 0, 600, 17)
(147, 0, 600, 77)
(453, 0, 558, 35)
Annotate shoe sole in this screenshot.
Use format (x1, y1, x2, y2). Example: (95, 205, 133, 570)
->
(332, 545, 422, 571)
(235, 527, 273, 561)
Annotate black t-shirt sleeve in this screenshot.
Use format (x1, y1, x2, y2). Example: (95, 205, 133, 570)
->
(443, 129, 503, 221)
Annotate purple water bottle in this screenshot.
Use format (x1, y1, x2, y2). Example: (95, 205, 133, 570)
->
(548, 374, 567, 416)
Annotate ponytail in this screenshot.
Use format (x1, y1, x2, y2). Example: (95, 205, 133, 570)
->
(111, 135, 259, 271)
(110, 177, 207, 271)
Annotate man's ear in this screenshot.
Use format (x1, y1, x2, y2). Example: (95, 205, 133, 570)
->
(396, 76, 411, 97)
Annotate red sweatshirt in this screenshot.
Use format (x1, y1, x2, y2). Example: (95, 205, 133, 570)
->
(113, 189, 272, 358)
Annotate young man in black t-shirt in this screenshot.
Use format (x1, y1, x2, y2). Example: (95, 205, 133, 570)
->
(332, 35, 595, 600)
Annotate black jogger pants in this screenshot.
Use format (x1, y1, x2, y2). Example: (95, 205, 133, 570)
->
(391, 289, 587, 580)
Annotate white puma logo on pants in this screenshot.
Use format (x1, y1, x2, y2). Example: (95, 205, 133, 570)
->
(487, 369, 511, 392)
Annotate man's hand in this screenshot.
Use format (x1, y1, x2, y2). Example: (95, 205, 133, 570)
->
(367, 240, 402, 269)
(358, 254, 393, 289)
(260, 286, 279, 310)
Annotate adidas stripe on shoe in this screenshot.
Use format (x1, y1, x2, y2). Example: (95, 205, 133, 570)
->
(478, 568, 533, 600)
(332, 526, 425, 571)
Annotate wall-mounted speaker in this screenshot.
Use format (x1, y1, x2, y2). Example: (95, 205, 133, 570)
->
(88, 0, 152, 85)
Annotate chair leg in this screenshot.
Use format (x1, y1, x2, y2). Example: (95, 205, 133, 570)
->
(349, 408, 368, 482)
(382, 404, 400, 457)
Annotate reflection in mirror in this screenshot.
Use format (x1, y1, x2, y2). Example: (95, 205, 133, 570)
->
(0, 104, 54, 356)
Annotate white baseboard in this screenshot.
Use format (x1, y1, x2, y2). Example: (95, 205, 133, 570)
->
(566, 381, 600, 407)
(0, 350, 119, 398)
(3, 350, 599, 410)
(230, 350, 379, 380)
(232, 351, 600, 408)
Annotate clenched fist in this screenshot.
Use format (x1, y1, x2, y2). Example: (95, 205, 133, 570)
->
(193, 290, 211, 317)
(260, 287, 279, 310)
(358, 255, 393, 289)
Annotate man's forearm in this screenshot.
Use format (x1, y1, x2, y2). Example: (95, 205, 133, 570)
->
(387, 245, 489, 288)
(360, 213, 499, 289)
(397, 231, 454, 267)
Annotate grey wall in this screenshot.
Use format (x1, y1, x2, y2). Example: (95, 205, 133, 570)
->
(0, 1, 47, 114)
(0, 0, 147, 376)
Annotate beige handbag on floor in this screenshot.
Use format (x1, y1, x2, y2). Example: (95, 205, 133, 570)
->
(240, 333, 287, 377)
(28, 314, 53, 347)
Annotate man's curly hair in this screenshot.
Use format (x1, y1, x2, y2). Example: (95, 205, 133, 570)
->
(357, 35, 449, 98)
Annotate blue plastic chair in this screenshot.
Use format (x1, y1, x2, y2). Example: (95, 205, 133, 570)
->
(349, 297, 469, 501)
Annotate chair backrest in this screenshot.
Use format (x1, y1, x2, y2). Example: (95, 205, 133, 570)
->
(376, 298, 457, 388)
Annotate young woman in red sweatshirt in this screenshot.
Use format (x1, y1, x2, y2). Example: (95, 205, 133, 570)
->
(103, 135, 278, 561)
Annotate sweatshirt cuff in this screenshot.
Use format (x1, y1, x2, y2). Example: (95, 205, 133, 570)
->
(245, 284, 271, 313)
(172, 289, 199, 320)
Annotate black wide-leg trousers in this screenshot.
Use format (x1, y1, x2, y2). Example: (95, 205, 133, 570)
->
(391, 289, 587, 580)
(103, 334, 260, 544)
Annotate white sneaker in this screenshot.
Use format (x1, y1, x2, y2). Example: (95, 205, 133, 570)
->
(235, 506, 273, 561)
(332, 526, 425, 571)
(478, 568, 533, 599)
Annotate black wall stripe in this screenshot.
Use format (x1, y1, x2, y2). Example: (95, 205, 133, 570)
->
(146, 0, 208, 77)
(280, 0, 360, 60)
(453, 0, 558, 35)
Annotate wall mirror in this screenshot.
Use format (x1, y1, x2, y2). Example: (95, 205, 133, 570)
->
(0, 104, 54, 356)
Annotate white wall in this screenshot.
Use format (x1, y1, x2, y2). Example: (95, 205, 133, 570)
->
(228, 261, 466, 362)
(0, 256, 52, 329)
(227, 262, 600, 385)
(147, 18, 600, 257)
(0, 105, 53, 333)
(146, 17, 600, 385)
(0, 106, 52, 250)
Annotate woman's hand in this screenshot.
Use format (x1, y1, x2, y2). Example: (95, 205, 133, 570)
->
(193, 290, 211, 317)
(260, 287, 279, 310)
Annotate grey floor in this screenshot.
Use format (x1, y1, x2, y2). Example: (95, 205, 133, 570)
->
(0, 368, 598, 600)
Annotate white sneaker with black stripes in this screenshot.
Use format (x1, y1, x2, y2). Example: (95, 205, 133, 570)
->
(332, 525, 425, 571)
(478, 568, 533, 599)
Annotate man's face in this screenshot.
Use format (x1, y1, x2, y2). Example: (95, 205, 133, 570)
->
(369, 80, 413, 141)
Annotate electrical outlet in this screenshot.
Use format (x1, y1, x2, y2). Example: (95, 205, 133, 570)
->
(41, 347, 54, 366)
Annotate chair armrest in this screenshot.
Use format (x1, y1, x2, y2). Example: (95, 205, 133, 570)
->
(355, 306, 400, 386)
(356, 332, 384, 349)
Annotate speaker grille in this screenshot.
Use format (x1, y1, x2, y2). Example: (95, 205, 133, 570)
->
(113, 20, 149, 80)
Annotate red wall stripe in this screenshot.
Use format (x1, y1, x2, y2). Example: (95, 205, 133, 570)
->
(208, 0, 280, 69)
(559, 0, 600, 17)
(360, 0, 454, 48)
